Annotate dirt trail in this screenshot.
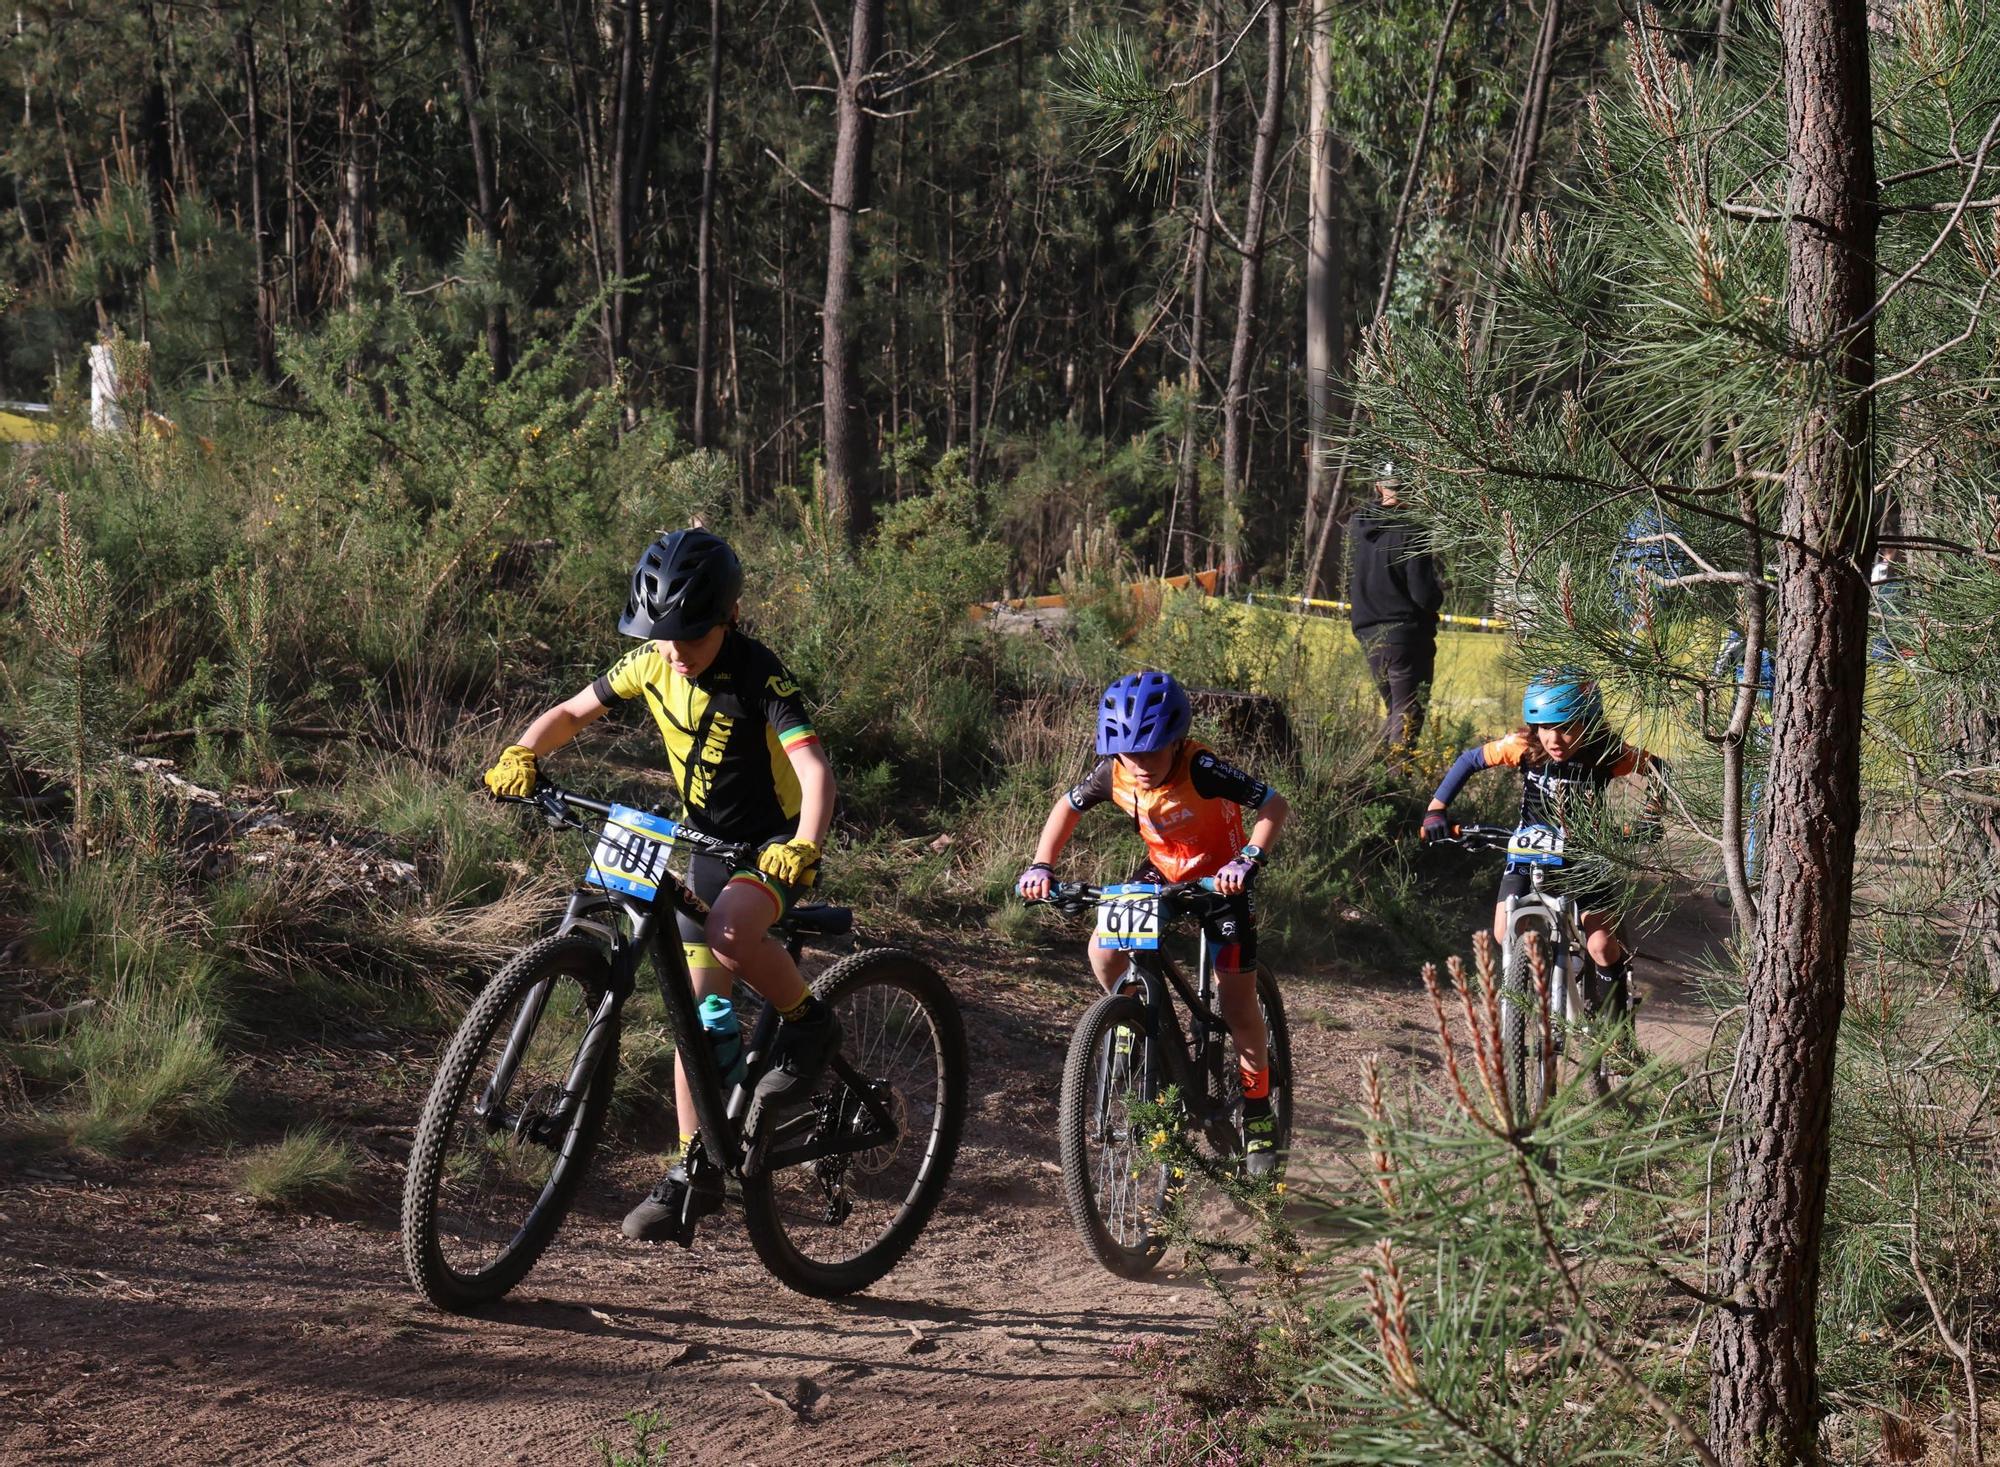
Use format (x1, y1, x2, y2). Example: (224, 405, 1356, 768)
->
(0, 903, 1729, 1466)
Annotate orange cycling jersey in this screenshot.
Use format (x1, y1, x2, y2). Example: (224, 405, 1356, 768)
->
(1067, 741, 1272, 882)
(1433, 727, 1659, 833)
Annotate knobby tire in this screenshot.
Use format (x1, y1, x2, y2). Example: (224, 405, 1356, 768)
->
(1059, 991, 1170, 1278)
(739, 948, 967, 1298)
(401, 932, 618, 1313)
(1203, 965, 1294, 1174)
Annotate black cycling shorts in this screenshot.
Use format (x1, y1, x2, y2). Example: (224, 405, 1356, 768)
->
(679, 830, 808, 965)
(1131, 861, 1258, 971)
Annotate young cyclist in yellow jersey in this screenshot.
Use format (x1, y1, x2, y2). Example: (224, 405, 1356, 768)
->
(1017, 671, 1291, 1177)
(482, 529, 840, 1242)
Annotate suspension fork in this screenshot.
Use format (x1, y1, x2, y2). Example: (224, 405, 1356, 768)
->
(477, 976, 559, 1124)
(1133, 957, 1201, 1104)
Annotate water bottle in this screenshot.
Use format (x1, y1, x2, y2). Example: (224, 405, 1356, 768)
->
(700, 994, 747, 1092)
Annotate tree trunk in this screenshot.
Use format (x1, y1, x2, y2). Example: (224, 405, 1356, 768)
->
(821, 0, 885, 538)
(335, 0, 374, 302)
(236, 11, 277, 380)
(692, 0, 723, 447)
(1707, 0, 1877, 1456)
(1172, 3, 1224, 578)
(602, 0, 673, 399)
(1946, 699, 2000, 992)
(1218, 0, 1285, 589)
(607, 0, 641, 372)
(446, 0, 511, 377)
(137, 0, 172, 263)
(281, 17, 303, 323)
(1490, 0, 1562, 300)
(1302, 0, 1345, 594)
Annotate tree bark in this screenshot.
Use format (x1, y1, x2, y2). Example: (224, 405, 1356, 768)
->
(1302, 0, 1346, 595)
(236, 10, 277, 380)
(821, 0, 885, 538)
(1218, 0, 1286, 589)
(692, 0, 723, 447)
(446, 0, 511, 377)
(1707, 0, 1877, 1456)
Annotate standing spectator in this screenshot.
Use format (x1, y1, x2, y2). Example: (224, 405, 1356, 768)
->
(1349, 461, 1444, 754)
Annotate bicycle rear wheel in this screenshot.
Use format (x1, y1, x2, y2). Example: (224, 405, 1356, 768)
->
(740, 948, 967, 1298)
(401, 933, 618, 1313)
(1059, 991, 1171, 1278)
(1205, 965, 1294, 1175)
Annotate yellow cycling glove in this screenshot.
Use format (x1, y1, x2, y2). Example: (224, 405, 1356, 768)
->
(757, 837, 821, 888)
(483, 744, 539, 799)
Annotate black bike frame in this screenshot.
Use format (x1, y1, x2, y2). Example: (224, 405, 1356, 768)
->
(485, 787, 896, 1180)
(1100, 892, 1241, 1150)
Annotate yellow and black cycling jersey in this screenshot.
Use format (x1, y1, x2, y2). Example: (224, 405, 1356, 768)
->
(591, 630, 820, 839)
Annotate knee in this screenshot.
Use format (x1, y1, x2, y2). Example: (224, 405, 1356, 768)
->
(706, 910, 753, 970)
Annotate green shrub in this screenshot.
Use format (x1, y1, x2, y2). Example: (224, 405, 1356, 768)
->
(40, 981, 237, 1152)
(240, 1124, 359, 1208)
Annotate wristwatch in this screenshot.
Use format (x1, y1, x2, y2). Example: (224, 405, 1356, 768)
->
(1237, 843, 1265, 867)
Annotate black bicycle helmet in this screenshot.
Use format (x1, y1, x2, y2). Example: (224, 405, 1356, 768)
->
(618, 529, 743, 640)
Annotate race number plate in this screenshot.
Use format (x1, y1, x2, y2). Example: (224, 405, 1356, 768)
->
(1095, 884, 1164, 951)
(1507, 823, 1566, 867)
(586, 804, 682, 899)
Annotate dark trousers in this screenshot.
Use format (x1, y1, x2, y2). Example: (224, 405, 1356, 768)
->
(1361, 630, 1437, 751)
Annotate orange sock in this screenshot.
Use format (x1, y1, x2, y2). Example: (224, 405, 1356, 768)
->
(1239, 1058, 1270, 1101)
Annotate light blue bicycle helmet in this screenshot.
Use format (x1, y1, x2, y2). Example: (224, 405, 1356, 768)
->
(1522, 670, 1603, 728)
(1097, 671, 1192, 755)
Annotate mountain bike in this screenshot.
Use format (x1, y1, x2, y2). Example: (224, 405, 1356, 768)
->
(400, 782, 967, 1311)
(1030, 879, 1291, 1279)
(1428, 823, 1632, 1126)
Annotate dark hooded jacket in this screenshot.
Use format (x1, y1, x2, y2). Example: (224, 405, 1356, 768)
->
(1347, 505, 1444, 640)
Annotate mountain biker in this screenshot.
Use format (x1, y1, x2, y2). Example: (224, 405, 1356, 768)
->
(1419, 671, 1665, 1017)
(481, 528, 840, 1243)
(1016, 671, 1292, 1178)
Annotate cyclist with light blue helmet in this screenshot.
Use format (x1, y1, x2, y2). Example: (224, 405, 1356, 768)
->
(1420, 671, 1667, 1010)
(1017, 671, 1291, 1175)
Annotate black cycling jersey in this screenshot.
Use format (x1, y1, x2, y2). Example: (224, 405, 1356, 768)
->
(592, 629, 819, 839)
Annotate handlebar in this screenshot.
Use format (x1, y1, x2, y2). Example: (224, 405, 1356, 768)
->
(499, 781, 757, 867)
(1026, 877, 1227, 918)
(1421, 822, 1517, 852)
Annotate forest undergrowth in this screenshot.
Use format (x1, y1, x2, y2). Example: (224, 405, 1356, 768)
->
(2, 303, 1995, 1463)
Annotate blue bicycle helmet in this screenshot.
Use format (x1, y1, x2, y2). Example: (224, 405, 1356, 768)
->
(1522, 670, 1603, 728)
(1097, 671, 1192, 756)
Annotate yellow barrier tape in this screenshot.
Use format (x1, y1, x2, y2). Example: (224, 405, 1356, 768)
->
(1244, 591, 1508, 632)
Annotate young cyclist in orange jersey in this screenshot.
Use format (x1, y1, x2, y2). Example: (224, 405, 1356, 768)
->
(1421, 671, 1667, 1017)
(482, 528, 840, 1242)
(1017, 671, 1291, 1176)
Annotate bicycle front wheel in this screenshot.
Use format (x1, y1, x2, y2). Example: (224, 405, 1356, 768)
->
(401, 933, 619, 1313)
(1059, 991, 1171, 1278)
(1500, 939, 1555, 1129)
(740, 949, 967, 1298)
